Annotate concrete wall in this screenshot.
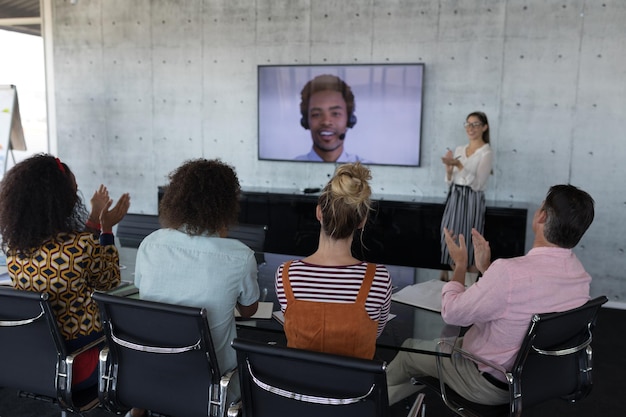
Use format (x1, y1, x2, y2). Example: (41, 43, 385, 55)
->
(47, 0, 625, 302)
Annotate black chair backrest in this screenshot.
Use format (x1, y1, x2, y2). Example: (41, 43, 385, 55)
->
(231, 338, 389, 417)
(227, 223, 267, 264)
(116, 213, 161, 248)
(92, 291, 221, 417)
(227, 223, 267, 253)
(0, 287, 65, 399)
(513, 295, 608, 409)
(117, 215, 267, 263)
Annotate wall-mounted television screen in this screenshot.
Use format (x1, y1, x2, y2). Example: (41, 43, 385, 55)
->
(258, 63, 424, 167)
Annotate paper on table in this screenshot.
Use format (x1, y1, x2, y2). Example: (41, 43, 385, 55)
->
(235, 301, 274, 319)
(391, 279, 446, 312)
(109, 283, 139, 297)
(272, 310, 285, 325)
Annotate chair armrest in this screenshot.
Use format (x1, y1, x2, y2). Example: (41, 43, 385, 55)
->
(98, 347, 112, 411)
(455, 347, 507, 377)
(431, 339, 512, 415)
(436, 339, 508, 378)
(219, 369, 237, 417)
(227, 400, 242, 417)
(56, 335, 106, 409)
(67, 335, 106, 358)
(59, 335, 106, 388)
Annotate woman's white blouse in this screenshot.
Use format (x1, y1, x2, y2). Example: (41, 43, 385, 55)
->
(445, 143, 493, 192)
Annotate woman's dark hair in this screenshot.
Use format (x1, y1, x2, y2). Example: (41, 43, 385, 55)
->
(159, 159, 241, 235)
(542, 184, 595, 248)
(0, 153, 87, 255)
(467, 111, 490, 144)
(317, 162, 372, 240)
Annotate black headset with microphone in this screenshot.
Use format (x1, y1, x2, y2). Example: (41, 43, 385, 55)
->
(300, 113, 357, 131)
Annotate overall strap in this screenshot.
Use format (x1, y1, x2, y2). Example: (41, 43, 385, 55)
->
(355, 263, 376, 306)
(281, 261, 295, 302)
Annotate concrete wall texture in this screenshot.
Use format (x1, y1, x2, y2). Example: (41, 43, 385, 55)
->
(48, 1, 625, 302)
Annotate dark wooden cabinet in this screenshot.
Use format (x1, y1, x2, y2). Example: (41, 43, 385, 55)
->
(238, 189, 528, 269)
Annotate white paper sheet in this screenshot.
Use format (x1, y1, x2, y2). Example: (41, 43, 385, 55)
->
(391, 279, 445, 312)
(235, 301, 274, 319)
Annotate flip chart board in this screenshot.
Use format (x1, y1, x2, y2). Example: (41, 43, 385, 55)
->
(0, 84, 27, 177)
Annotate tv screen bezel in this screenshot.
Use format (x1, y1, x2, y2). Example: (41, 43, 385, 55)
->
(257, 63, 425, 167)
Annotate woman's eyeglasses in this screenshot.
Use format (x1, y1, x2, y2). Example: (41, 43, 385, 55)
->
(463, 122, 483, 129)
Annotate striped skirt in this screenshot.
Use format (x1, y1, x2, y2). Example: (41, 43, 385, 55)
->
(440, 184, 486, 267)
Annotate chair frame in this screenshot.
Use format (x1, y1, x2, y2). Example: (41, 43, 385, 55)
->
(231, 337, 390, 417)
(93, 291, 234, 417)
(413, 295, 608, 417)
(0, 287, 102, 416)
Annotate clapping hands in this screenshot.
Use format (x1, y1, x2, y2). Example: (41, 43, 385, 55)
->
(471, 228, 491, 273)
(90, 185, 131, 233)
(443, 227, 492, 275)
(443, 227, 468, 271)
(441, 149, 457, 166)
(90, 185, 110, 222)
(100, 193, 130, 233)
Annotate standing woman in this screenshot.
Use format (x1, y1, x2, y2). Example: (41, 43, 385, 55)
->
(440, 111, 493, 276)
(0, 153, 130, 389)
(275, 162, 392, 359)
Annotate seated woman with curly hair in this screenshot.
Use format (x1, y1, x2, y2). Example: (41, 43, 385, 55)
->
(0, 153, 130, 390)
(129, 158, 259, 416)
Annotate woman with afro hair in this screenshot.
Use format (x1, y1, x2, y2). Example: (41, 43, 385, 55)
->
(131, 158, 259, 415)
(0, 153, 130, 389)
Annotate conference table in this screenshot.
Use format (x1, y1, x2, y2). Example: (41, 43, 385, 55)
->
(116, 245, 461, 362)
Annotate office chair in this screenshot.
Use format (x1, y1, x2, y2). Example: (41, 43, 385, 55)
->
(0, 287, 102, 416)
(231, 337, 391, 417)
(412, 295, 608, 417)
(227, 223, 268, 265)
(93, 291, 235, 417)
(116, 213, 161, 248)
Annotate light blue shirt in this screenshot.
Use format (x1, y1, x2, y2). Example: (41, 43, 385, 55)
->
(134, 228, 259, 381)
(295, 148, 366, 163)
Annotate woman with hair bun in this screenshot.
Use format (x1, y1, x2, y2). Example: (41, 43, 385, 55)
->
(275, 162, 392, 359)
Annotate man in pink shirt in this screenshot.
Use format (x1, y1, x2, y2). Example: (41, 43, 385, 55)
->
(387, 184, 595, 406)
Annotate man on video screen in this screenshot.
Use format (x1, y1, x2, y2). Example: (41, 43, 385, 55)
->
(295, 74, 365, 163)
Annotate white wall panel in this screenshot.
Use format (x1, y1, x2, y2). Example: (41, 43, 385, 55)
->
(53, 48, 106, 99)
(372, 0, 439, 43)
(101, 0, 151, 49)
(203, 0, 258, 46)
(52, 0, 103, 47)
(151, 1, 204, 48)
(50, 0, 626, 301)
(438, 0, 505, 41)
(256, 0, 311, 46)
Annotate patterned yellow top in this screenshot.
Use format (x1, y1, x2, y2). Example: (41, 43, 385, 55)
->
(8, 232, 121, 340)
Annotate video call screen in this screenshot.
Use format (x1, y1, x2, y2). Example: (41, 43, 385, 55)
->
(258, 63, 424, 167)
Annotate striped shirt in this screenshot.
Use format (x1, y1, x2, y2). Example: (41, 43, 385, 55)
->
(275, 260, 392, 337)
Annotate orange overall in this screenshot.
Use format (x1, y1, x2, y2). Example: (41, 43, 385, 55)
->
(282, 261, 379, 359)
